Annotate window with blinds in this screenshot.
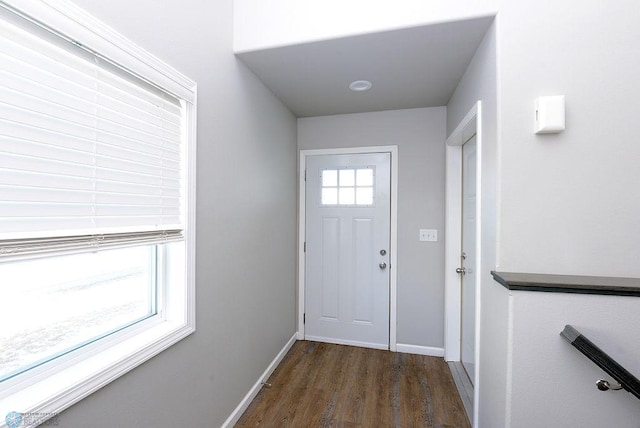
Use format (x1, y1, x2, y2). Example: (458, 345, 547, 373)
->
(0, 7, 184, 256)
(0, 0, 195, 403)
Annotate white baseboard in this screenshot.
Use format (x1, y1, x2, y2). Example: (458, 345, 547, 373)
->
(395, 343, 445, 357)
(221, 333, 297, 428)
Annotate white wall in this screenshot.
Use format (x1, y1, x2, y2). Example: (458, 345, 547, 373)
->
(497, 0, 640, 278)
(450, 0, 640, 422)
(446, 22, 503, 427)
(298, 107, 447, 349)
(234, 0, 498, 52)
(495, 1, 640, 426)
(509, 291, 640, 427)
(56, 1, 297, 426)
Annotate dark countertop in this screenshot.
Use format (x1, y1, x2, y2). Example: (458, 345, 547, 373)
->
(491, 271, 640, 297)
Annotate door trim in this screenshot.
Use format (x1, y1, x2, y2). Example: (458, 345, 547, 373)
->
(298, 146, 399, 351)
(444, 102, 482, 423)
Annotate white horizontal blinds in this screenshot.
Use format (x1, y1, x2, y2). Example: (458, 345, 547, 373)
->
(0, 13, 184, 244)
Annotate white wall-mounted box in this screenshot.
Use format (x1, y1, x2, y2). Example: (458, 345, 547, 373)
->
(535, 95, 565, 134)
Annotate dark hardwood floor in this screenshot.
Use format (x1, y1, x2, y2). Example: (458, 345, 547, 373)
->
(236, 341, 471, 427)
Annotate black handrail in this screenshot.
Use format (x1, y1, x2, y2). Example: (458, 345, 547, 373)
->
(561, 325, 640, 400)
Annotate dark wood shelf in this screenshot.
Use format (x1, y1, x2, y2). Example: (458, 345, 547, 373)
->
(491, 271, 640, 297)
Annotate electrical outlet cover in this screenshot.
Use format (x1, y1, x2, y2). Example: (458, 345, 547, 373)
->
(419, 229, 438, 242)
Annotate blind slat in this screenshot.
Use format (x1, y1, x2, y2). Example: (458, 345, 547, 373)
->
(0, 118, 182, 159)
(0, 102, 181, 147)
(0, 153, 181, 183)
(1, 135, 182, 171)
(0, 170, 181, 194)
(0, 185, 181, 205)
(0, 203, 180, 217)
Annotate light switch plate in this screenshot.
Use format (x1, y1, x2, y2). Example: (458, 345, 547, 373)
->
(419, 229, 438, 242)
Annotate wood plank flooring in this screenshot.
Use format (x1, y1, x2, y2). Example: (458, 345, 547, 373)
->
(236, 341, 471, 427)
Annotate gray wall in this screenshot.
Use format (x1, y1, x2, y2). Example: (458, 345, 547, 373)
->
(449, 0, 640, 424)
(498, 0, 640, 278)
(509, 291, 640, 427)
(58, 1, 297, 426)
(496, 1, 640, 426)
(446, 23, 503, 427)
(298, 107, 447, 348)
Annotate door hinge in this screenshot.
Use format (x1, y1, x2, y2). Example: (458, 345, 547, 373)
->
(304, 170, 307, 181)
(304, 241, 306, 252)
(303, 313, 306, 324)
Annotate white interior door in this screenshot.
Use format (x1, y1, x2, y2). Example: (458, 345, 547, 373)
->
(461, 135, 477, 384)
(305, 153, 391, 349)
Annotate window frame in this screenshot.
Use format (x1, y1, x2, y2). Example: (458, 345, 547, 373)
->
(0, 1, 196, 425)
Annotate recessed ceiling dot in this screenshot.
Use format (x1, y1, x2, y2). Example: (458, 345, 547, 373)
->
(349, 80, 372, 92)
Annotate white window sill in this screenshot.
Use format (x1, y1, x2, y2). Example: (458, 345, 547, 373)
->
(0, 319, 194, 428)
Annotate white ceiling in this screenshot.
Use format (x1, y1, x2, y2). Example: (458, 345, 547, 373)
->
(236, 16, 494, 118)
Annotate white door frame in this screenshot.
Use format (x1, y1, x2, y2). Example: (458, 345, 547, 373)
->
(298, 146, 399, 351)
(444, 102, 482, 422)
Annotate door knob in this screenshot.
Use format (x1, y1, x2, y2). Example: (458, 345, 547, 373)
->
(456, 267, 466, 275)
(379, 262, 387, 270)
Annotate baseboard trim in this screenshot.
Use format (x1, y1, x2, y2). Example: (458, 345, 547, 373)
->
(395, 343, 445, 357)
(221, 333, 297, 428)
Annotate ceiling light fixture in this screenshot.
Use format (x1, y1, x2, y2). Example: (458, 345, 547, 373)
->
(349, 80, 372, 92)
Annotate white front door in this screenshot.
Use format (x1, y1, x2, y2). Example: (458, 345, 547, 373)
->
(461, 136, 477, 384)
(305, 153, 391, 349)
